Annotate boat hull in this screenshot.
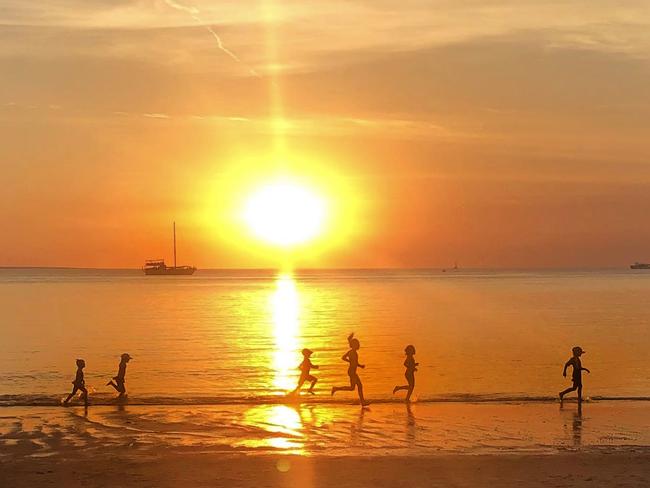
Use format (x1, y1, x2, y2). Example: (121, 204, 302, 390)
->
(630, 264, 650, 270)
(143, 267, 196, 276)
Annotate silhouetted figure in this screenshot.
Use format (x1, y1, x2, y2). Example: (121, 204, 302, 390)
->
(393, 344, 418, 402)
(291, 348, 319, 395)
(331, 333, 370, 407)
(559, 346, 590, 404)
(107, 353, 132, 398)
(63, 359, 88, 407)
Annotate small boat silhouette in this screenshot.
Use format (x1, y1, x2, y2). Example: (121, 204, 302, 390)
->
(143, 222, 196, 276)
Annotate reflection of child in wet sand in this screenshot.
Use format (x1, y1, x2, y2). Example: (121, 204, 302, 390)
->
(559, 346, 590, 404)
(63, 359, 88, 407)
(393, 344, 418, 402)
(331, 333, 370, 407)
(107, 353, 132, 398)
(291, 348, 319, 395)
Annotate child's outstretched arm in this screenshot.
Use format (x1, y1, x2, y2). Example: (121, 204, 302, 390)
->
(312, 364, 319, 369)
(562, 360, 571, 377)
(342, 351, 350, 362)
(582, 367, 590, 373)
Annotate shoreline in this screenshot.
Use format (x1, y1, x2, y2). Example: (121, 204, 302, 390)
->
(2, 395, 650, 407)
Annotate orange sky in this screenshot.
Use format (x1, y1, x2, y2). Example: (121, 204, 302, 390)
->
(1, 1, 650, 268)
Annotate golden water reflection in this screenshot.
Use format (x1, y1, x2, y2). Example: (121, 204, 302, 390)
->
(241, 404, 304, 451)
(270, 274, 300, 392)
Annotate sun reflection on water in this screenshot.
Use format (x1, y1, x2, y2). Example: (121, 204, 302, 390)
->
(240, 404, 304, 451)
(270, 274, 300, 392)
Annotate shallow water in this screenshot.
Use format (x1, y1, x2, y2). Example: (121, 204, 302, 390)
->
(1, 268, 650, 403)
(2, 402, 649, 457)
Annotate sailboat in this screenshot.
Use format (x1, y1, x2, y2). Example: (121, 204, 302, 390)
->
(143, 222, 196, 275)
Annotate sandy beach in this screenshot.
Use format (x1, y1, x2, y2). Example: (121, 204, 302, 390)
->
(2, 401, 650, 486)
(3, 450, 650, 487)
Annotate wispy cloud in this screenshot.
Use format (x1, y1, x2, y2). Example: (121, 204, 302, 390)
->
(133, 112, 464, 139)
(2, 101, 63, 111)
(142, 113, 170, 119)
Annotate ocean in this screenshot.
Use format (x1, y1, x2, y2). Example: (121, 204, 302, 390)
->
(1, 268, 650, 405)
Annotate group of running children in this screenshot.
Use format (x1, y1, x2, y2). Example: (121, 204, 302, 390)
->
(63, 353, 132, 407)
(65, 336, 589, 408)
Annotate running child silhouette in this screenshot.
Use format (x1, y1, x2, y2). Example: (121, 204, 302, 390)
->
(63, 359, 88, 407)
(393, 344, 418, 402)
(291, 348, 319, 395)
(331, 333, 370, 407)
(559, 346, 590, 404)
(107, 353, 132, 398)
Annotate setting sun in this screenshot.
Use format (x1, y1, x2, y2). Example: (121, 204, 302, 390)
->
(243, 180, 328, 247)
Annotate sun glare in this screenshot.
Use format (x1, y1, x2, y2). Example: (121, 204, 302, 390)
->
(243, 181, 327, 247)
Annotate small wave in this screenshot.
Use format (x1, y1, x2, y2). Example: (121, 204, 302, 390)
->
(2, 393, 649, 407)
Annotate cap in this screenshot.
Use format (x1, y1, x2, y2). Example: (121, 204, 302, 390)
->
(302, 348, 313, 356)
(121, 353, 133, 360)
(572, 346, 584, 355)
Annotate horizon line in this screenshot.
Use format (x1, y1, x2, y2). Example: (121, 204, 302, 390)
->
(0, 265, 635, 272)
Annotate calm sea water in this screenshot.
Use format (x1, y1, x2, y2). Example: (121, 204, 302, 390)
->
(1, 268, 650, 404)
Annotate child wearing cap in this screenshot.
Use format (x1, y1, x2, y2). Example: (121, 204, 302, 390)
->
(291, 348, 319, 395)
(63, 359, 89, 407)
(107, 353, 132, 398)
(559, 346, 590, 404)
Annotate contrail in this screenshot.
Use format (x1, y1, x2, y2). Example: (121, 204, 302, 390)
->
(164, 0, 199, 15)
(163, 0, 258, 75)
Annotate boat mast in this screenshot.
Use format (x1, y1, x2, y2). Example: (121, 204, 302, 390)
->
(173, 221, 177, 268)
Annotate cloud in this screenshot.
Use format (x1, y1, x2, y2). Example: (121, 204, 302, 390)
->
(2, 1, 649, 62)
(142, 112, 170, 119)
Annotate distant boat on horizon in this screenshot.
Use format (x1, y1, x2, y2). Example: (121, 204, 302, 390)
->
(442, 261, 459, 273)
(630, 262, 650, 270)
(143, 222, 196, 276)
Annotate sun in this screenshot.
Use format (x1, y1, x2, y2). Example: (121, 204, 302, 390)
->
(243, 180, 328, 247)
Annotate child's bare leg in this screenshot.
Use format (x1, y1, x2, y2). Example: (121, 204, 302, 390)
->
(393, 385, 408, 394)
(357, 380, 369, 406)
(308, 377, 317, 393)
(292, 377, 306, 394)
(559, 386, 576, 400)
(332, 378, 356, 396)
(80, 387, 88, 406)
(64, 387, 78, 405)
(116, 381, 126, 397)
(336, 378, 357, 392)
(406, 383, 415, 402)
(577, 386, 583, 403)
(107, 380, 118, 391)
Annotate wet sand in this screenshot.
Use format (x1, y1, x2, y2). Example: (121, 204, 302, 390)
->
(3, 451, 650, 488)
(2, 402, 650, 486)
(3, 401, 650, 455)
